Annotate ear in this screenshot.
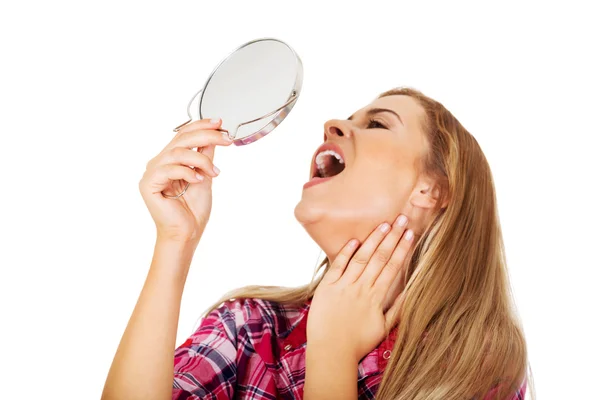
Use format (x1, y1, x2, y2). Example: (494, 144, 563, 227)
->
(410, 175, 448, 210)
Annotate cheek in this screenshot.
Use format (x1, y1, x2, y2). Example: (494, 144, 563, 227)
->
(338, 185, 403, 219)
(349, 153, 412, 194)
(326, 168, 411, 222)
(337, 153, 416, 212)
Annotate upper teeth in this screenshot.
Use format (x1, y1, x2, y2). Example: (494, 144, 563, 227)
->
(315, 150, 345, 170)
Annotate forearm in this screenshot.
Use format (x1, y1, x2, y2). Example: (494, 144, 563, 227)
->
(304, 342, 358, 399)
(102, 237, 198, 400)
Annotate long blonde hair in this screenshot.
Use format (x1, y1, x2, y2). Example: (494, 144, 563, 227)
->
(204, 87, 535, 399)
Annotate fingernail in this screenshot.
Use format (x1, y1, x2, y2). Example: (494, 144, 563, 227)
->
(210, 118, 220, 124)
(380, 223, 391, 233)
(395, 215, 408, 227)
(405, 229, 414, 241)
(213, 165, 220, 176)
(348, 239, 359, 248)
(222, 132, 233, 142)
(195, 173, 204, 181)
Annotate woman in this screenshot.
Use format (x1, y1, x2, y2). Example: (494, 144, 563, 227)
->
(102, 87, 533, 399)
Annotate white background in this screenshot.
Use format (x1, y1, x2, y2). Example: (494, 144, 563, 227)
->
(1, 1, 598, 399)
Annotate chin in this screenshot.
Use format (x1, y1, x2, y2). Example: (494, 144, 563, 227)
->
(293, 200, 331, 260)
(294, 197, 322, 227)
(294, 198, 360, 263)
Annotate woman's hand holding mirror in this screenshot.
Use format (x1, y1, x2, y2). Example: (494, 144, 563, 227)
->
(162, 38, 302, 200)
(139, 118, 233, 243)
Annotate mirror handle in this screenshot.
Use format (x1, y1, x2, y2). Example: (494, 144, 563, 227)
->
(172, 88, 205, 132)
(172, 119, 192, 132)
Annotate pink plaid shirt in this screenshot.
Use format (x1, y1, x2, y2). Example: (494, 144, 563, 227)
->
(172, 298, 527, 399)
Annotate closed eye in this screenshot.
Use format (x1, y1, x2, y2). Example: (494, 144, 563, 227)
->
(367, 119, 387, 129)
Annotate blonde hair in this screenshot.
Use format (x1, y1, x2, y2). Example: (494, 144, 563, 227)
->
(204, 87, 535, 399)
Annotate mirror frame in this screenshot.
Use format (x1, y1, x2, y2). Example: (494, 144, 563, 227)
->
(185, 37, 303, 146)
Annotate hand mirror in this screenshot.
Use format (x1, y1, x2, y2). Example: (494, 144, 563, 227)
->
(164, 38, 303, 199)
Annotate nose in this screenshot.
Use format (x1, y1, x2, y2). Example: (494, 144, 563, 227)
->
(323, 119, 351, 142)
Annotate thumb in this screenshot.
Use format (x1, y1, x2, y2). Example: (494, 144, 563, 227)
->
(198, 144, 216, 161)
(384, 290, 406, 330)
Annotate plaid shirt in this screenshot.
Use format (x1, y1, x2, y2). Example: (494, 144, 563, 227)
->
(173, 298, 527, 399)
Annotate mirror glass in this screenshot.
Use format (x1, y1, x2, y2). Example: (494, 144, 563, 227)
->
(185, 38, 302, 145)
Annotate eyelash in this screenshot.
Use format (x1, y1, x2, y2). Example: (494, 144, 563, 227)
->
(367, 118, 387, 129)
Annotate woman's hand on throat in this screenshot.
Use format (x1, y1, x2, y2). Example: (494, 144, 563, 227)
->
(307, 214, 415, 364)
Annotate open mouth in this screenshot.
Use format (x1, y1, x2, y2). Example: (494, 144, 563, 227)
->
(313, 149, 346, 179)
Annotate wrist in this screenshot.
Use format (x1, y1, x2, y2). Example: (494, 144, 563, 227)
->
(151, 236, 198, 286)
(155, 234, 198, 251)
(304, 341, 359, 400)
(156, 230, 202, 246)
(306, 340, 360, 366)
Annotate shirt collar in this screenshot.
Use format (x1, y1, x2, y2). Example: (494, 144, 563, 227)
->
(278, 299, 400, 351)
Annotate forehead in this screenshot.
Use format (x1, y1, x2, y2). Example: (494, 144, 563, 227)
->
(360, 94, 425, 129)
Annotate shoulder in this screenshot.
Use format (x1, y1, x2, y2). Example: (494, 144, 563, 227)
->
(208, 297, 309, 339)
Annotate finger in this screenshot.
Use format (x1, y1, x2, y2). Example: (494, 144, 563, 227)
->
(143, 164, 204, 194)
(322, 239, 360, 284)
(155, 147, 220, 178)
(373, 228, 414, 297)
(362, 214, 409, 287)
(340, 222, 392, 284)
(176, 117, 222, 134)
(168, 129, 233, 154)
(201, 144, 216, 161)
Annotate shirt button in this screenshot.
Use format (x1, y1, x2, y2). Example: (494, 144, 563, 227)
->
(382, 350, 392, 360)
(284, 344, 292, 351)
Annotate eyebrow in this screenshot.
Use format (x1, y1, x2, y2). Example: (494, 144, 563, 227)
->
(347, 107, 404, 125)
